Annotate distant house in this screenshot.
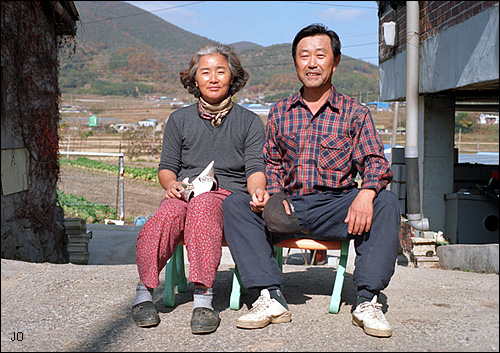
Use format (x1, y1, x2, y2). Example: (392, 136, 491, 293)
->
(110, 123, 139, 132)
(1, 2, 79, 263)
(138, 119, 158, 127)
(478, 113, 499, 125)
(366, 101, 391, 111)
(242, 103, 271, 115)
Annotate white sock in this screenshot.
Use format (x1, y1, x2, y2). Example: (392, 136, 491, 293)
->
(133, 283, 153, 305)
(193, 287, 213, 310)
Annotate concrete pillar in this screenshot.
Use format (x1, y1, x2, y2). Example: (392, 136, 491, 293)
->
(419, 95, 455, 232)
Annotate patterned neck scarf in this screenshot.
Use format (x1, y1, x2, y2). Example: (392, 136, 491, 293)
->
(197, 95, 233, 126)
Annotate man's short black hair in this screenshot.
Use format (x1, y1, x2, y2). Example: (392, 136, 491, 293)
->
(292, 23, 341, 62)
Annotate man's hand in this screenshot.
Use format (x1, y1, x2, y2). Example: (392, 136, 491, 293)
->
(344, 189, 376, 235)
(249, 187, 269, 213)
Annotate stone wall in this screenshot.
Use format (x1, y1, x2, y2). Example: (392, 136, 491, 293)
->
(1, 2, 76, 263)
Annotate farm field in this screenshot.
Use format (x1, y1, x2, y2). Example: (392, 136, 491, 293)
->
(58, 164, 164, 225)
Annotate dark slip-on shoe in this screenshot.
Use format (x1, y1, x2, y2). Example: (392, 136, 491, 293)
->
(132, 301, 160, 327)
(190, 307, 220, 334)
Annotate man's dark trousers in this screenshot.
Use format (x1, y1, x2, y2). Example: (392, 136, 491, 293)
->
(222, 188, 401, 299)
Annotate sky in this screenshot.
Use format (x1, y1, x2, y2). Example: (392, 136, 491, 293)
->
(125, 1, 380, 65)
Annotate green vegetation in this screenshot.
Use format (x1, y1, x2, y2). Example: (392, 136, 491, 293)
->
(57, 189, 116, 223)
(82, 80, 156, 97)
(60, 157, 159, 181)
(455, 112, 479, 133)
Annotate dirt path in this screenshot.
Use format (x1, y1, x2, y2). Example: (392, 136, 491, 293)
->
(58, 165, 165, 225)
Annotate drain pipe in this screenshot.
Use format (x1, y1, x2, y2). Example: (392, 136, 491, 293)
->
(405, 1, 429, 231)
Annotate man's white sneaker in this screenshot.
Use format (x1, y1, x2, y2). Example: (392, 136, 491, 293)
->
(352, 295, 392, 337)
(236, 289, 292, 329)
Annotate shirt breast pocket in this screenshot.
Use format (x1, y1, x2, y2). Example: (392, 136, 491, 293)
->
(319, 135, 352, 171)
(278, 133, 298, 159)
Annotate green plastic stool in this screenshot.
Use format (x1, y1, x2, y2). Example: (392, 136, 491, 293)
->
(163, 239, 349, 314)
(229, 239, 350, 314)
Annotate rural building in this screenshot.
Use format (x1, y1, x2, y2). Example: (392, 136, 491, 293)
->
(1, 2, 79, 263)
(377, 1, 499, 258)
(366, 101, 391, 111)
(138, 119, 158, 127)
(479, 113, 499, 124)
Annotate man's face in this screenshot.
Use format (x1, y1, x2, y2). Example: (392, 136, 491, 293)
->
(294, 34, 340, 90)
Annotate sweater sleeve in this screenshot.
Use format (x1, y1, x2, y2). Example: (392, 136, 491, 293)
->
(243, 113, 266, 178)
(158, 112, 182, 176)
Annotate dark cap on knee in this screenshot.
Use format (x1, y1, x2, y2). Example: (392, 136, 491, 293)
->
(263, 193, 309, 235)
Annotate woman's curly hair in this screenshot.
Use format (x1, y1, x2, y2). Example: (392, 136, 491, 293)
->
(179, 43, 249, 98)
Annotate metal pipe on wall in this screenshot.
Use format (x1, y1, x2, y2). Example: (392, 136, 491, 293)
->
(390, 101, 400, 166)
(405, 1, 429, 231)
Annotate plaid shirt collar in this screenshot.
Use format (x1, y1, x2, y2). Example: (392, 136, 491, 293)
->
(287, 85, 340, 113)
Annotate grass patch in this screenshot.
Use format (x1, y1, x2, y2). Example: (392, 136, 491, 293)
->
(57, 189, 117, 223)
(60, 157, 158, 181)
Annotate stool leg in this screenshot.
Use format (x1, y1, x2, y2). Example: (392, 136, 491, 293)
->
(298, 249, 307, 265)
(230, 246, 285, 310)
(310, 250, 317, 265)
(163, 245, 186, 307)
(273, 246, 284, 291)
(284, 248, 292, 265)
(175, 246, 187, 293)
(274, 245, 283, 270)
(329, 240, 349, 314)
(230, 265, 246, 310)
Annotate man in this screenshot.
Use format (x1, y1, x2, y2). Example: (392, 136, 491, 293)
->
(223, 24, 400, 338)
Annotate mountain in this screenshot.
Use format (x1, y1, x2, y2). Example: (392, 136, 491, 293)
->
(231, 42, 264, 51)
(73, 1, 215, 54)
(59, 1, 379, 102)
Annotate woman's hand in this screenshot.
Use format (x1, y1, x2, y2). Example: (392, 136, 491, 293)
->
(250, 187, 269, 213)
(159, 169, 187, 200)
(247, 172, 268, 213)
(165, 181, 188, 199)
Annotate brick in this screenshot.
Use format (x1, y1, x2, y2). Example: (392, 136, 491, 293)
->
(412, 244, 436, 256)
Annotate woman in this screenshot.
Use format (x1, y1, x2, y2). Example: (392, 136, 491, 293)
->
(132, 43, 268, 334)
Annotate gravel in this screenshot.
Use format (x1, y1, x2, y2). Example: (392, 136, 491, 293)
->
(1, 258, 498, 352)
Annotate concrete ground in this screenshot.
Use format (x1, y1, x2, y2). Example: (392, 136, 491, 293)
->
(1, 224, 498, 352)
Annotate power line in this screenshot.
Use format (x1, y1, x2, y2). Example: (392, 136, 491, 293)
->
(84, 1, 207, 24)
(343, 42, 378, 48)
(280, 1, 377, 9)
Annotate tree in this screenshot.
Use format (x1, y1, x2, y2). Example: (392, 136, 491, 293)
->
(122, 127, 162, 160)
(455, 112, 479, 134)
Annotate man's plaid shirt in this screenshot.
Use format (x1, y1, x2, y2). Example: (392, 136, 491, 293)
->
(264, 86, 393, 196)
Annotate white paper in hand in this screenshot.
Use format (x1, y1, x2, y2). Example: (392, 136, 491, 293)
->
(180, 161, 217, 201)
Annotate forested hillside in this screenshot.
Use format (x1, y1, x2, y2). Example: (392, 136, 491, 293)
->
(59, 1, 379, 102)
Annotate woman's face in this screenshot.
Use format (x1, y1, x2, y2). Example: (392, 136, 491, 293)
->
(195, 53, 233, 104)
